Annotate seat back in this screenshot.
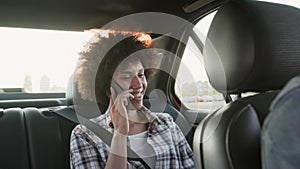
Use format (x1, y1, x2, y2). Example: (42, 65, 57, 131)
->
(0, 107, 77, 169)
(193, 1, 300, 169)
(0, 108, 30, 169)
(24, 108, 76, 169)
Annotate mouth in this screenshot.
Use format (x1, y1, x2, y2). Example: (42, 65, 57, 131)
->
(131, 90, 144, 101)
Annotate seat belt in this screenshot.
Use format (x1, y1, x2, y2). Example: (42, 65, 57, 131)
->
(53, 107, 151, 169)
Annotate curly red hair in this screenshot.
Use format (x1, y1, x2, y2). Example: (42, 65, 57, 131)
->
(74, 29, 161, 112)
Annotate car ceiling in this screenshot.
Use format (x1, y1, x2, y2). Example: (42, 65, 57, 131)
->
(0, 0, 220, 31)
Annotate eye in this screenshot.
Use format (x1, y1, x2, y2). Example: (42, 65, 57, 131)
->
(122, 76, 131, 80)
(121, 74, 132, 80)
(138, 73, 145, 78)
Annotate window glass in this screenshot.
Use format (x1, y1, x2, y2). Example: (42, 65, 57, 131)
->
(0, 27, 91, 93)
(175, 11, 225, 112)
(259, 0, 300, 8)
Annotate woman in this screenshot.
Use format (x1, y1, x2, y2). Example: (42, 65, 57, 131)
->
(70, 30, 194, 169)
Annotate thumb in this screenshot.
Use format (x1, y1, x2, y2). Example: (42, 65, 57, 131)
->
(110, 87, 116, 105)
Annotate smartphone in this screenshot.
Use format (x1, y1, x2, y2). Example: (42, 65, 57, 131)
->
(111, 79, 124, 97)
(111, 80, 131, 107)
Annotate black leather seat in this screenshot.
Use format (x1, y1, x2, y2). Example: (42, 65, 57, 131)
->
(0, 107, 77, 169)
(0, 108, 30, 169)
(193, 1, 300, 169)
(24, 108, 76, 169)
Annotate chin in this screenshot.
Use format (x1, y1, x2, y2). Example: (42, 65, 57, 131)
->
(131, 101, 143, 110)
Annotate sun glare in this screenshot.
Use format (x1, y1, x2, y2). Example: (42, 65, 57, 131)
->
(0, 27, 92, 92)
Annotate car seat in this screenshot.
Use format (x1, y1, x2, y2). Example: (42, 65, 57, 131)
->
(193, 1, 300, 169)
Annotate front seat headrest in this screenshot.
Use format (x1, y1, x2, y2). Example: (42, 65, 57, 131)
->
(204, 0, 300, 94)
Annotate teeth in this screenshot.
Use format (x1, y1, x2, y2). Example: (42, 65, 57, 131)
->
(134, 93, 141, 97)
(130, 89, 144, 99)
(132, 92, 142, 98)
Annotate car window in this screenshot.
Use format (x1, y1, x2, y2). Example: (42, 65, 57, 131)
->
(260, 0, 300, 8)
(175, 11, 226, 112)
(0, 27, 91, 93)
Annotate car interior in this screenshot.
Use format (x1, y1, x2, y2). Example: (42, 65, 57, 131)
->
(0, 0, 300, 169)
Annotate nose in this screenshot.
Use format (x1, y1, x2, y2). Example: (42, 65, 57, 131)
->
(130, 75, 142, 89)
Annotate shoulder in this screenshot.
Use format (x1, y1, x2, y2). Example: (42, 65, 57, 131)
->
(71, 125, 93, 144)
(71, 113, 110, 142)
(154, 112, 173, 120)
(151, 113, 188, 142)
(71, 124, 87, 137)
(153, 112, 175, 126)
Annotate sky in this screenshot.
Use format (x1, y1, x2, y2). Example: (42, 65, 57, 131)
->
(0, 28, 92, 91)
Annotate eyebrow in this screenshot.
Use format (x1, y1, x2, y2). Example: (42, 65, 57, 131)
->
(121, 68, 144, 74)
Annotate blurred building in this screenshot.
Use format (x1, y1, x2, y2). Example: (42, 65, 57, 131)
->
(23, 75, 32, 92)
(40, 75, 50, 92)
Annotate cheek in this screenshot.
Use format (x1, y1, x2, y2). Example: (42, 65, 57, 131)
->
(123, 80, 131, 88)
(142, 80, 147, 89)
(114, 80, 130, 91)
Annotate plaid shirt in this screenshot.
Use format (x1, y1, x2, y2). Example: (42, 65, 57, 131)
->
(70, 110, 195, 169)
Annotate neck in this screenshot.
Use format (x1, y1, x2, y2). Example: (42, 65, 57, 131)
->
(128, 121, 148, 135)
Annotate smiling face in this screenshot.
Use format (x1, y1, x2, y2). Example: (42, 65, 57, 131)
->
(112, 59, 147, 110)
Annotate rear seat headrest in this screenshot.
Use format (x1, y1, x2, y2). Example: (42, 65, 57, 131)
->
(203, 0, 300, 94)
(66, 75, 104, 118)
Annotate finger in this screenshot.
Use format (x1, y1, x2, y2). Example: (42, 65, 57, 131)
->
(126, 93, 135, 106)
(120, 93, 134, 106)
(108, 98, 113, 116)
(128, 93, 134, 100)
(109, 103, 115, 118)
(114, 97, 128, 117)
(113, 90, 131, 104)
(110, 87, 116, 103)
(109, 104, 118, 125)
